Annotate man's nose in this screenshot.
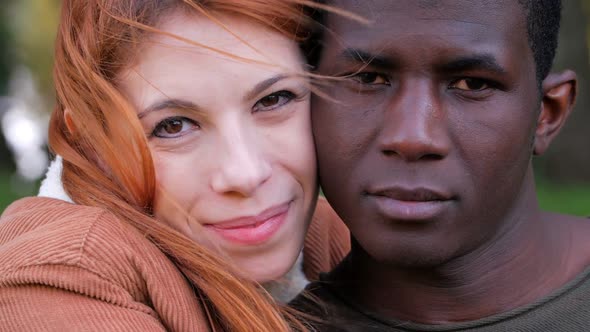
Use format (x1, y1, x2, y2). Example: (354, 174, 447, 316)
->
(378, 80, 451, 162)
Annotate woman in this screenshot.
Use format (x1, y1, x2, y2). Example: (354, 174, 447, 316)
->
(0, 0, 348, 330)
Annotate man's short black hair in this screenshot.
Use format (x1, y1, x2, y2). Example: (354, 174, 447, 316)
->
(519, 0, 562, 81)
(304, 0, 563, 83)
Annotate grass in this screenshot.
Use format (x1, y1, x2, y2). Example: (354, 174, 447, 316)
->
(0, 171, 39, 214)
(0, 172, 589, 217)
(536, 180, 590, 216)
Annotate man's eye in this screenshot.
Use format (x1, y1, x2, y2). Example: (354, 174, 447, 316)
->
(449, 78, 490, 91)
(253, 91, 295, 112)
(152, 117, 199, 138)
(350, 72, 390, 85)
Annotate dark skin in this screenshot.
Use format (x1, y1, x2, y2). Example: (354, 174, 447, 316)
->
(314, 0, 590, 324)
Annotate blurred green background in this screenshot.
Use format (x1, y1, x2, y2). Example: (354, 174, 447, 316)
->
(0, 0, 589, 215)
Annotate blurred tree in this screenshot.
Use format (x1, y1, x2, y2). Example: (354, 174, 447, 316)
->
(0, 11, 15, 94)
(11, 0, 60, 105)
(0, 0, 59, 171)
(0, 1, 17, 170)
(537, 0, 590, 183)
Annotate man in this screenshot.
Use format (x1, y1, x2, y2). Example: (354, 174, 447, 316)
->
(292, 0, 590, 330)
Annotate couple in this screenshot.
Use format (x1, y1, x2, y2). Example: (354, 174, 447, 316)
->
(1, 0, 588, 331)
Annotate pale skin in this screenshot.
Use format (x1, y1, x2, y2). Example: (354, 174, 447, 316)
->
(116, 12, 317, 283)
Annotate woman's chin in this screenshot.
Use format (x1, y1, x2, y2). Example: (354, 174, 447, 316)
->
(248, 263, 291, 284)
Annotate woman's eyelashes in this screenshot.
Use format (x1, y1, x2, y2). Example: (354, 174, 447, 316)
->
(147, 89, 302, 139)
(152, 116, 200, 139)
(252, 90, 297, 113)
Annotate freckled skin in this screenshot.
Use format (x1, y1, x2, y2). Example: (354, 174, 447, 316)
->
(314, 0, 589, 323)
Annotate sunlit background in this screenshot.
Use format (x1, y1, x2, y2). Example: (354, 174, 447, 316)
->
(0, 1, 589, 215)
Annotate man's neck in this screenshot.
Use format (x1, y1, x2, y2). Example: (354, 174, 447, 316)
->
(329, 203, 588, 324)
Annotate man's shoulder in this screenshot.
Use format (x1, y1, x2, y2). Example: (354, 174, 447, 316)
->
(543, 211, 590, 267)
(290, 281, 343, 332)
(290, 280, 335, 316)
(291, 280, 388, 332)
(290, 270, 590, 332)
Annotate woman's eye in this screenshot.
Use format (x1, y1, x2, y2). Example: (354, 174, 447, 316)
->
(152, 117, 199, 138)
(350, 72, 390, 85)
(449, 78, 490, 91)
(253, 91, 295, 112)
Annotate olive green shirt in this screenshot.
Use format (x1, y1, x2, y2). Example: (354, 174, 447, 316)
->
(290, 267, 590, 331)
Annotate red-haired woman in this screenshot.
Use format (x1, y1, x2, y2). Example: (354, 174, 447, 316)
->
(0, 0, 348, 330)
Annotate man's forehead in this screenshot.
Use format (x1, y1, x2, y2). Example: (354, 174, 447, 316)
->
(319, 0, 533, 76)
(328, 0, 523, 19)
(324, 0, 527, 45)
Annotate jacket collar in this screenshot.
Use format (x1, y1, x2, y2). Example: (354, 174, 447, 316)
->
(38, 156, 73, 203)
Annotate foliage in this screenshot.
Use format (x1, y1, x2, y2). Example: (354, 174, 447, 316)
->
(0, 173, 38, 214)
(9, 0, 60, 103)
(0, 11, 15, 94)
(536, 181, 590, 216)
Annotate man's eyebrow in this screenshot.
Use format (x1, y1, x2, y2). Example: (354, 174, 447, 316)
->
(438, 54, 508, 75)
(138, 99, 200, 119)
(244, 74, 290, 101)
(339, 48, 398, 69)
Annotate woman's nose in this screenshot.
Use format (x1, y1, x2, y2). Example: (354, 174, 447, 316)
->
(210, 127, 272, 197)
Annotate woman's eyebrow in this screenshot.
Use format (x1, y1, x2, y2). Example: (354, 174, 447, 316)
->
(138, 99, 201, 119)
(138, 74, 293, 118)
(243, 74, 289, 101)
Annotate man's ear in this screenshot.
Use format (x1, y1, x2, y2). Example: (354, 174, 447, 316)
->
(64, 108, 76, 134)
(533, 70, 577, 155)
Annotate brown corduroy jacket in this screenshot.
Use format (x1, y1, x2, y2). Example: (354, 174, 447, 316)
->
(0, 196, 349, 331)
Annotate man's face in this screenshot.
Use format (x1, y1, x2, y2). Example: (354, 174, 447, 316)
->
(313, 0, 541, 266)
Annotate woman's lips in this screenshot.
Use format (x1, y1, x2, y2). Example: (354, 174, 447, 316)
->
(204, 202, 291, 245)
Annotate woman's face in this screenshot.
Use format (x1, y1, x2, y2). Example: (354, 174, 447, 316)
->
(119, 12, 317, 282)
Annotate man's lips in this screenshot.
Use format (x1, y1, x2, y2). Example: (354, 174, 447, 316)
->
(366, 186, 455, 221)
(367, 186, 454, 202)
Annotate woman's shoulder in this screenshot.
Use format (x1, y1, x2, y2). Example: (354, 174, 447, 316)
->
(0, 197, 163, 288)
(0, 196, 207, 330)
(1, 196, 146, 253)
(0, 196, 120, 262)
(302, 197, 351, 280)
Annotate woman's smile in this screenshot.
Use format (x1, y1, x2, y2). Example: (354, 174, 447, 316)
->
(204, 200, 292, 245)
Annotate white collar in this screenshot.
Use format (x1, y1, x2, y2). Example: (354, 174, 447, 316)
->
(263, 252, 309, 303)
(38, 156, 74, 203)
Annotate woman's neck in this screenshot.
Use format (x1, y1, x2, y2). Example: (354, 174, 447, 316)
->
(263, 252, 309, 303)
